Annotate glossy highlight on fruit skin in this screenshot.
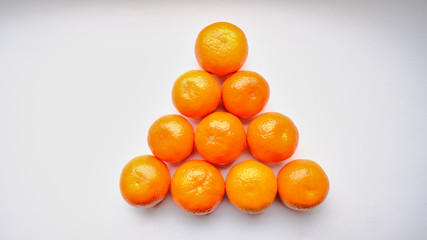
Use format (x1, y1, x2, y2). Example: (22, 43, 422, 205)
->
(171, 160, 225, 215)
(172, 70, 221, 118)
(222, 71, 270, 118)
(148, 114, 194, 163)
(226, 160, 277, 214)
(195, 112, 246, 165)
(277, 159, 329, 211)
(195, 22, 248, 76)
(120, 155, 171, 207)
(247, 112, 299, 163)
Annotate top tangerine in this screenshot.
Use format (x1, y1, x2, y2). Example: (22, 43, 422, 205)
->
(195, 22, 248, 76)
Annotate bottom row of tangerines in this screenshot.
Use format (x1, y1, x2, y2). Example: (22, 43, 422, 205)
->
(120, 155, 329, 214)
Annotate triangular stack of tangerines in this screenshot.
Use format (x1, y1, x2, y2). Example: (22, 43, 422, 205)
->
(120, 22, 329, 215)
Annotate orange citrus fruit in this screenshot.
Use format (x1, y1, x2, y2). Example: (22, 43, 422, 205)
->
(172, 70, 221, 118)
(222, 71, 270, 118)
(171, 160, 225, 215)
(195, 112, 246, 165)
(226, 160, 277, 214)
(120, 155, 171, 207)
(247, 112, 299, 163)
(277, 159, 329, 211)
(195, 22, 248, 76)
(148, 114, 194, 163)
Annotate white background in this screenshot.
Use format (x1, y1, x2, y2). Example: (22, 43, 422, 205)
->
(1, 0, 426, 239)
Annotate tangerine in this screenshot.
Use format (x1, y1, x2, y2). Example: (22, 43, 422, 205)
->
(171, 160, 225, 214)
(148, 114, 194, 163)
(222, 71, 269, 118)
(277, 159, 329, 210)
(195, 22, 248, 76)
(120, 155, 171, 207)
(247, 112, 299, 162)
(226, 160, 277, 214)
(195, 112, 246, 165)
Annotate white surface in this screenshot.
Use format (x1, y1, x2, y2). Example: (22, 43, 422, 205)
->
(1, 0, 426, 239)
